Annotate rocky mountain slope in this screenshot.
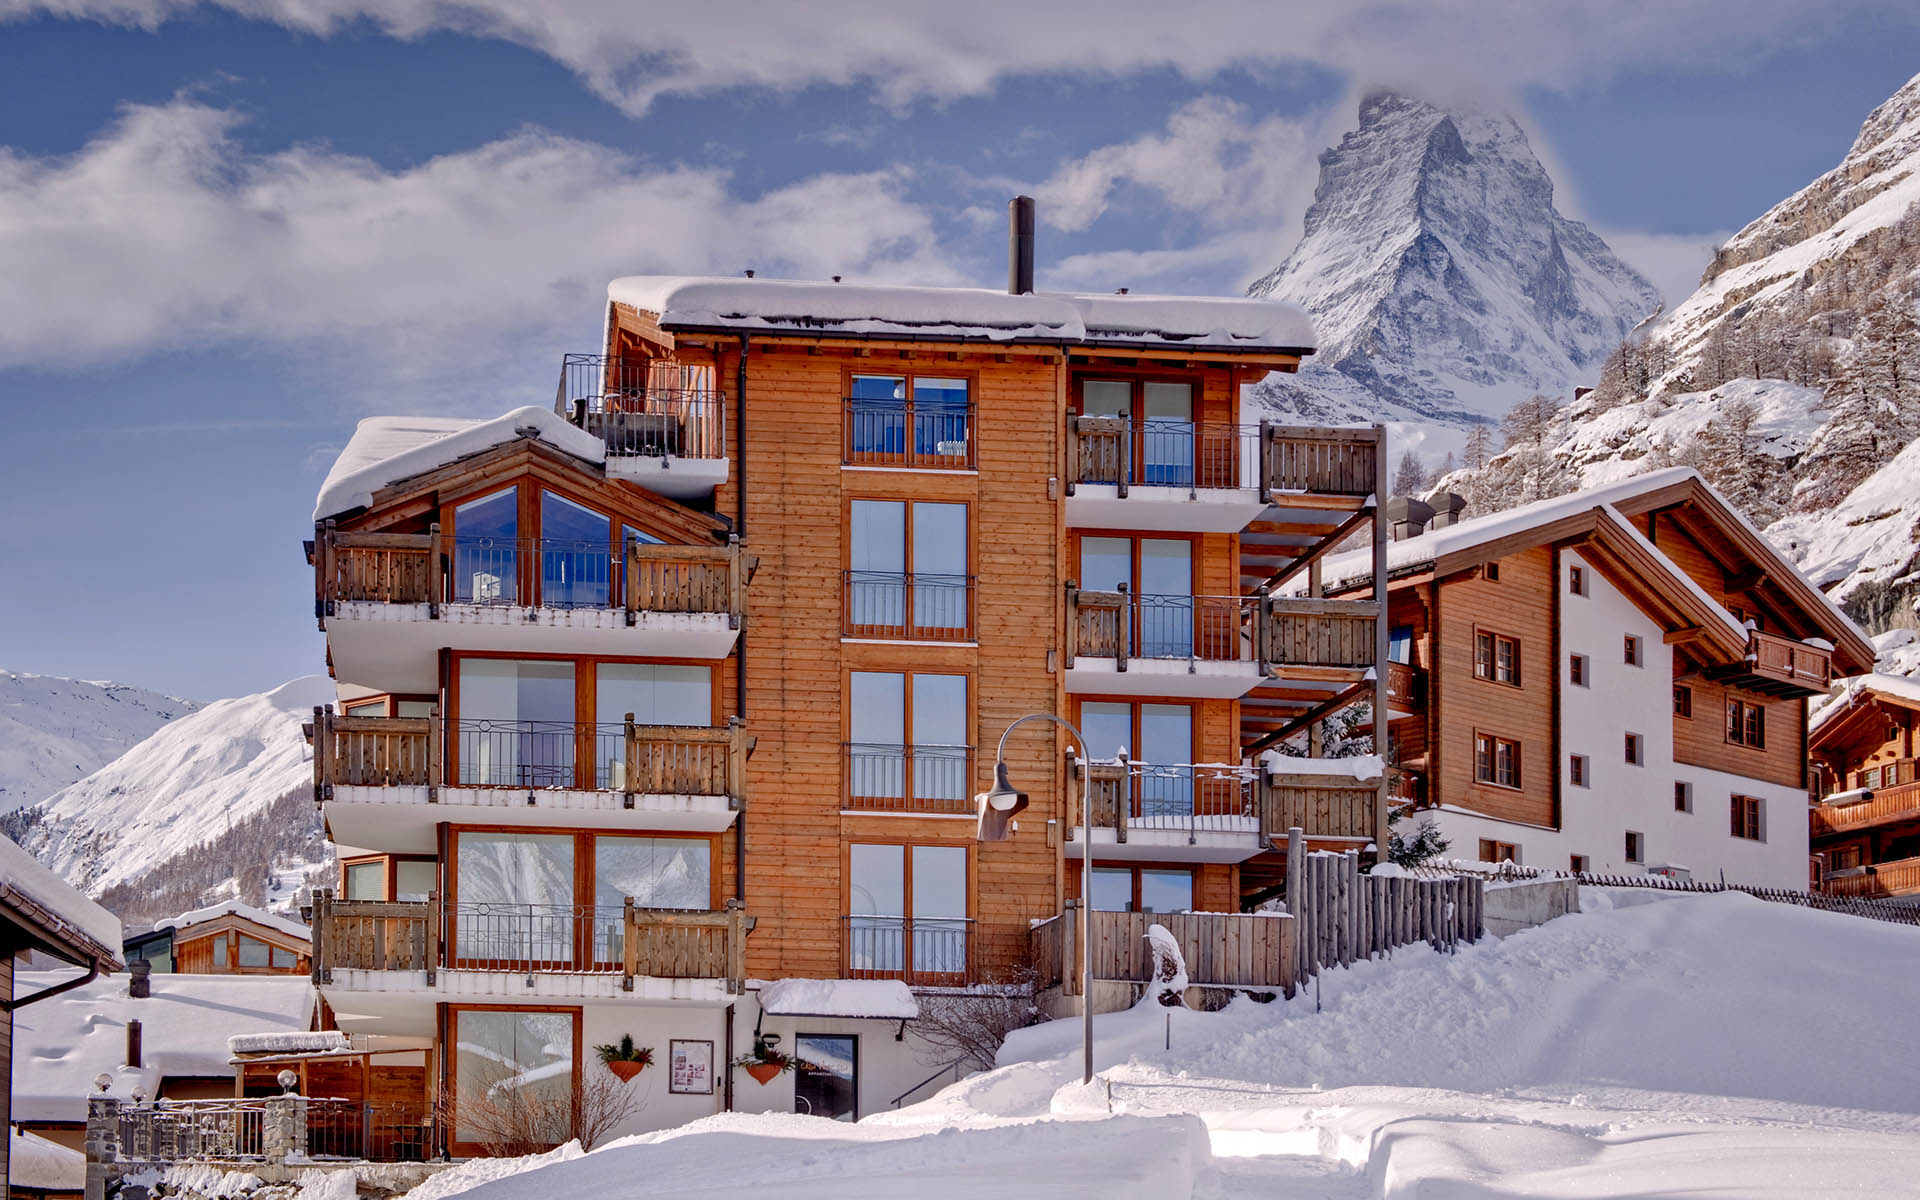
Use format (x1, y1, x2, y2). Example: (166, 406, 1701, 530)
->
(1248, 90, 1660, 434)
(2, 676, 333, 922)
(0, 671, 196, 813)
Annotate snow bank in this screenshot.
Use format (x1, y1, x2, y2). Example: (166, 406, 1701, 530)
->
(1259, 751, 1384, 781)
(755, 978, 917, 1020)
(0, 831, 121, 958)
(314, 407, 605, 520)
(10, 1128, 82, 1192)
(13, 971, 314, 1120)
(227, 1030, 347, 1056)
(160, 899, 310, 942)
(608, 276, 1316, 352)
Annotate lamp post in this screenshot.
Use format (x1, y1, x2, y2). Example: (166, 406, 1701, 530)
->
(975, 712, 1096, 1086)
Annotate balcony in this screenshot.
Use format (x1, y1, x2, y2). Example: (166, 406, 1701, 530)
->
(1064, 589, 1267, 698)
(843, 396, 973, 470)
(316, 531, 750, 691)
(311, 893, 753, 998)
(310, 710, 750, 849)
(1064, 418, 1269, 532)
(1385, 662, 1425, 717)
(1812, 777, 1920, 837)
(1257, 763, 1382, 844)
(842, 571, 975, 642)
(1263, 598, 1379, 669)
(1707, 630, 1833, 698)
(1820, 855, 1920, 899)
(843, 915, 970, 987)
(844, 743, 974, 815)
(1067, 759, 1262, 862)
(554, 353, 727, 499)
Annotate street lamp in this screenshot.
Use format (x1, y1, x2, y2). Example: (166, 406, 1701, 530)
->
(976, 712, 1096, 1086)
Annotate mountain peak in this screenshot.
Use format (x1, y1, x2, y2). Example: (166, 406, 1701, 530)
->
(1249, 90, 1658, 435)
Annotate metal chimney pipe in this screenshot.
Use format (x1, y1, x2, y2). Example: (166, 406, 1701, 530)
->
(126, 1018, 143, 1070)
(1008, 196, 1035, 295)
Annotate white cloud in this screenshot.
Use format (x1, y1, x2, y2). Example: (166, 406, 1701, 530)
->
(1036, 97, 1315, 232)
(1599, 229, 1732, 310)
(5, 0, 1907, 115)
(0, 99, 958, 389)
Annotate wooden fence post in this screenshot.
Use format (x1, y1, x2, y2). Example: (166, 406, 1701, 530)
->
(424, 892, 438, 985)
(1063, 900, 1079, 997)
(727, 717, 750, 812)
(725, 899, 747, 994)
(426, 523, 442, 619)
(621, 896, 637, 991)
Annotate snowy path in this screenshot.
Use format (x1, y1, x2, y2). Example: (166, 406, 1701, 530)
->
(390, 888, 1920, 1200)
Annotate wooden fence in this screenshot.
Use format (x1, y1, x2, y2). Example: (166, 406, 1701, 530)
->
(1263, 598, 1378, 667)
(624, 543, 749, 619)
(311, 710, 437, 793)
(1032, 906, 1296, 996)
(310, 894, 436, 982)
(623, 898, 752, 993)
(1284, 839, 1481, 981)
(625, 719, 752, 800)
(1260, 773, 1378, 841)
(1812, 782, 1920, 834)
(1261, 427, 1380, 497)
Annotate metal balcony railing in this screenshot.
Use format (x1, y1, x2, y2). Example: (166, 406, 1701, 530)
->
(555, 352, 725, 459)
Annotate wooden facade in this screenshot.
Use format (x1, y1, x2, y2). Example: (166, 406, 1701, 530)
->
(171, 914, 310, 976)
(1810, 683, 1920, 896)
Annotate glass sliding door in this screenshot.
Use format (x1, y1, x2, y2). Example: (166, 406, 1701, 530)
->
(911, 502, 968, 636)
(1080, 537, 1135, 657)
(590, 836, 711, 961)
(1137, 539, 1193, 658)
(1079, 380, 1132, 485)
(1141, 381, 1194, 486)
(848, 375, 907, 461)
(848, 673, 905, 805)
(911, 674, 968, 810)
(451, 1009, 576, 1153)
(593, 663, 711, 788)
(453, 487, 519, 604)
(457, 660, 577, 788)
(848, 501, 907, 633)
(540, 491, 611, 609)
(454, 832, 578, 965)
(847, 843, 905, 974)
(911, 845, 968, 980)
(1138, 704, 1194, 820)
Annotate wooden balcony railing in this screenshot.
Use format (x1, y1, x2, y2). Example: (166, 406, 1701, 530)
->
(1261, 427, 1380, 497)
(311, 893, 752, 991)
(1263, 598, 1379, 668)
(1064, 417, 1256, 495)
(1714, 630, 1833, 697)
(1258, 767, 1380, 841)
(1063, 588, 1263, 667)
(1031, 905, 1295, 996)
(1821, 855, 1920, 899)
(315, 525, 750, 624)
(1385, 661, 1424, 711)
(1073, 758, 1258, 844)
(1812, 779, 1920, 835)
(310, 709, 751, 804)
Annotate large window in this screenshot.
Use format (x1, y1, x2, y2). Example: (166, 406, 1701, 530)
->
(593, 663, 712, 787)
(457, 660, 577, 787)
(846, 500, 971, 640)
(846, 843, 968, 982)
(846, 672, 970, 813)
(451, 1008, 577, 1153)
(1079, 536, 1195, 658)
(1088, 866, 1193, 913)
(453, 487, 520, 605)
(540, 491, 612, 609)
(1076, 378, 1199, 487)
(845, 375, 972, 469)
(1080, 701, 1194, 819)
(591, 836, 713, 958)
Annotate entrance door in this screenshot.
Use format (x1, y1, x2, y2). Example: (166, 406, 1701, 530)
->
(793, 1034, 858, 1121)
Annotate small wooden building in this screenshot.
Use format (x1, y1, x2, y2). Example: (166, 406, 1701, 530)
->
(153, 902, 311, 976)
(1809, 676, 1920, 897)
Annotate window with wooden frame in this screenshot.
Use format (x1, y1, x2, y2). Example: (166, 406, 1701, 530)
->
(1569, 754, 1589, 787)
(1485, 561, 1502, 582)
(844, 373, 974, 470)
(1568, 564, 1587, 596)
(1478, 839, 1519, 864)
(442, 481, 683, 612)
(845, 498, 973, 641)
(1624, 830, 1645, 864)
(1830, 846, 1862, 870)
(1725, 698, 1766, 748)
(1474, 630, 1521, 685)
(1624, 732, 1644, 765)
(340, 854, 438, 902)
(846, 672, 973, 814)
(1623, 635, 1642, 667)
(1569, 653, 1588, 687)
(846, 842, 970, 984)
(447, 1005, 581, 1156)
(1078, 700, 1196, 818)
(1673, 684, 1693, 718)
(1474, 732, 1521, 789)
(1730, 794, 1764, 841)
(1674, 781, 1693, 813)
(1569, 854, 1589, 873)
(1071, 374, 1221, 489)
(1073, 533, 1231, 661)
(1083, 865, 1195, 914)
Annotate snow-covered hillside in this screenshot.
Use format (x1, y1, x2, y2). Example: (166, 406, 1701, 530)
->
(1248, 90, 1659, 437)
(7, 676, 332, 914)
(352, 889, 1920, 1199)
(0, 671, 195, 813)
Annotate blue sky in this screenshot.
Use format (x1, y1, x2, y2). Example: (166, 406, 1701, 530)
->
(2, 1, 1918, 699)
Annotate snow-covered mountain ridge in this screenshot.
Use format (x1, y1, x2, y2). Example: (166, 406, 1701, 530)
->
(0, 671, 196, 813)
(5, 676, 333, 922)
(1248, 90, 1660, 438)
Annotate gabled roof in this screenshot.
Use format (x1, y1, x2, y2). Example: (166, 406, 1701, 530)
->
(156, 899, 310, 944)
(606, 276, 1318, 355)
(1810, 673, 1920, 747)
(0, 834, 121, 972)
(315, 406, 605, 521)
(1313, 469, 1875, 675)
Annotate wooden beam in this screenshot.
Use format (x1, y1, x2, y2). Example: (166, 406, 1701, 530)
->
(1244, 680, 1374, 756)
(1261, 507, 1375, 591)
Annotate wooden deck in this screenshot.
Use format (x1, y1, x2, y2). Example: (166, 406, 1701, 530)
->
(1710, 630, 1833, 698)
(1821, 855, 1920, 899)
(1812, 780, 1920, 835)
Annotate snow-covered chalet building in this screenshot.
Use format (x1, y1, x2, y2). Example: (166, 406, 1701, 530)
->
(1809, 675, 1920, 898)
(300, 201, 1396, 1153)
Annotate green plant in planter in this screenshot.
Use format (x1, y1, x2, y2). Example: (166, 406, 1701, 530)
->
(733, 1037, 794, 1084)
(594, 1035, 655, 1080)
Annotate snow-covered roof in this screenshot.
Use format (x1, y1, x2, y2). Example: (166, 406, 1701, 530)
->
(314, 406, 605, 520)
(1258, 752, 1385, 781)
(1811, 672, 1920, 735)
(157, 899, 310, 943)
(228, 1030, 348, 1057)
(12, 972, 315, 1121)
(754, 978, 919, 1020)
(0, 832, 121, 965)
(607, 277, 1317, 352)
(10, 1128, 82, 1192)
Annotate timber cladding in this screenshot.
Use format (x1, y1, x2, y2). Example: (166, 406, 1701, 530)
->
(719, 342, 1069, 984)
(1672, 677, 1806, 789)
(1433, 547, 1557, 826)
